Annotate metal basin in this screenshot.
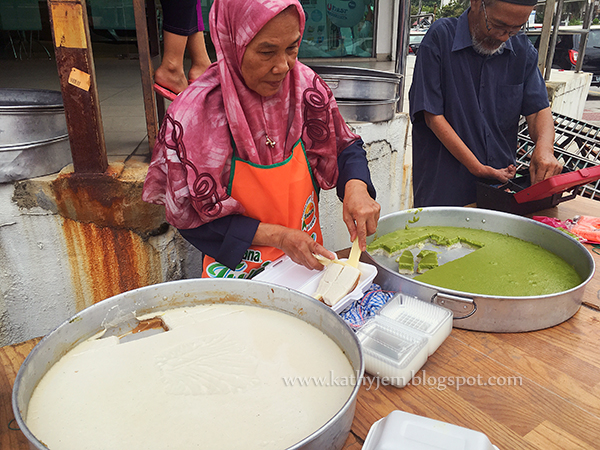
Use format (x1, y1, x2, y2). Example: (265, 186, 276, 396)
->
(309, 65, 401, 101)
(308, 65, 401, 123)
(365, 207, 595, 332)
(13, 278, 363, 450)
(337, 98, 398, 123)
(0, 88, 71, 182)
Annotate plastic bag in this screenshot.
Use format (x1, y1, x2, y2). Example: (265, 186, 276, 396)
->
(571, 216, 600, 244)
(532, 216, 587, 243)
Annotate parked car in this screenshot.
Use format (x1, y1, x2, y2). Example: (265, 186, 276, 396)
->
(409, 31, 427, 55)
(527, 25, 600, 85)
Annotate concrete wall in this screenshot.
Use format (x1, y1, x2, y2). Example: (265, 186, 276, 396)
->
(320, 113, 411, 251)
(546, 69, 592, 119)
(0, 116, 411, 347)
(0, 161, 202, 347)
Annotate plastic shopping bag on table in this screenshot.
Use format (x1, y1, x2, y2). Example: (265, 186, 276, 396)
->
(532, 216, 587, 243)
(571, 216, 600, 244)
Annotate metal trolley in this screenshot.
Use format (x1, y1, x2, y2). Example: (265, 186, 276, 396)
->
(516, 112, 600, 201)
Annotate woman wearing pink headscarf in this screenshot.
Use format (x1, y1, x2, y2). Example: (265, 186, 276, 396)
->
(143, 0, 380, 279)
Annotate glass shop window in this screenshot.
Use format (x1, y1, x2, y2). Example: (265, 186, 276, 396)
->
(299, 0, 375, 58)
(200, 0, 376, 59)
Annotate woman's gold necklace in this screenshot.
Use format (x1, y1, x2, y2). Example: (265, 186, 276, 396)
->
(266, 135, 276, 147)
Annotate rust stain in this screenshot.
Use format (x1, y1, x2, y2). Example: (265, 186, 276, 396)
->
(62, 219, 153, 309)
(61, 220, 162, 313)
(52, 169, 126, 228)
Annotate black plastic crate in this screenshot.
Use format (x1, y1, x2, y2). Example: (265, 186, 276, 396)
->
(476, 169, 577, 215)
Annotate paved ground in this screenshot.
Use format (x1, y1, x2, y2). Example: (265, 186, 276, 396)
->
(582, 86, 600, 126)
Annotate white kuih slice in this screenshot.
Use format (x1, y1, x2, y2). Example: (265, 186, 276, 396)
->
(313, 263, 361, 306)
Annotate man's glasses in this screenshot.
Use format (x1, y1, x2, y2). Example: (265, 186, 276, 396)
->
(481, 1, 522, 38)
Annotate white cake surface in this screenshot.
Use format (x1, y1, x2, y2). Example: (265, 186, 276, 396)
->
(26, 304, 355, 450)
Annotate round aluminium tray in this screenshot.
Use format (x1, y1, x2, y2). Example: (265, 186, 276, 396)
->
(365, 207, 594, 332)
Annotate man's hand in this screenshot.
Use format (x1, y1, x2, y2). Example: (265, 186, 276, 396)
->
(477, 164, 517, 183)
(526, 107, 561, 184)
(529, 149, 562, 184)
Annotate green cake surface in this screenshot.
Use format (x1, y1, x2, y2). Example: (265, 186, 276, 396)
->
(395, 250, 415, 274)
(367, 226, 582, 297)
(416, 250, 439, 273)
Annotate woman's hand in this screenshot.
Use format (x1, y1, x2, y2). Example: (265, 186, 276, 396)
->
(253, 223, 337, 271)
(343, 180, 381, 251)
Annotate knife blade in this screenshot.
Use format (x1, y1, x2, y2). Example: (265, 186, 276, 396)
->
(348, 238, 361, 268)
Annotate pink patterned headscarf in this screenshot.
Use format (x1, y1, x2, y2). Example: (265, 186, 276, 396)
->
(142, 0, 359, 229)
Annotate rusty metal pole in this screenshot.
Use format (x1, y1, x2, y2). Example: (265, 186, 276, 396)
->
(132, 0, 165, 152)
(537, 0, 556, 77)
(47, 0, 108, 174)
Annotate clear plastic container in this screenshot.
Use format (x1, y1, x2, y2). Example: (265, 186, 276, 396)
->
(356, 315, 428, 387)
(363, 410, 500, 450)
(379, 294, 453, 355)
(252, 256, 377, 313)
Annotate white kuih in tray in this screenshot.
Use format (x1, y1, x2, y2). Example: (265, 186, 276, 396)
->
(363, 410, 500, 450)
(357, 294, 453, 387)
(253, 256, 377, 313)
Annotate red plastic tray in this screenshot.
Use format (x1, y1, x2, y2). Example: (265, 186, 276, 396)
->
(514, 165, 600, 204)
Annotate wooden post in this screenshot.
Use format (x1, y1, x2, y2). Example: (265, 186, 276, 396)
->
(47, 0, 108, 174)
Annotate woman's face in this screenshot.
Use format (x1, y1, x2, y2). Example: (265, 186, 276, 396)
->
(241, 8, 301, 97)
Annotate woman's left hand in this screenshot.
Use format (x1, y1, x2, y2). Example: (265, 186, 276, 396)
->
(342, 180, 381, 251)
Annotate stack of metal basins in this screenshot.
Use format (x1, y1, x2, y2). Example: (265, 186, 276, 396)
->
(0, 88, 72, 183)
(310, 65, 401, 123)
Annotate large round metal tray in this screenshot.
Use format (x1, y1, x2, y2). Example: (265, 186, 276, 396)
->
(365, 207, 595, 332)
(13, 279, 363, 450)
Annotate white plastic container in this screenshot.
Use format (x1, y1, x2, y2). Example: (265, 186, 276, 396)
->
(363, 410, 500, 450)
(379, 294, 453, 355)
(356, 315, 428, 387)
(253, 256, 377, 313)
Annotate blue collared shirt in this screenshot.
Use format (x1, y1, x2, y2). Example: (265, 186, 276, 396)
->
(409, 9, 549, 207)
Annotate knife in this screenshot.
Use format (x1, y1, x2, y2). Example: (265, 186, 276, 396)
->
(348, 238, 361, 268)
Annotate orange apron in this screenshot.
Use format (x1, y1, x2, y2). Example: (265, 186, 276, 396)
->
(202, 139, 323, 278)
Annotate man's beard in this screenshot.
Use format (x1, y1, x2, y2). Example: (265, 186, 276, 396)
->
(471, 22, 506, 55)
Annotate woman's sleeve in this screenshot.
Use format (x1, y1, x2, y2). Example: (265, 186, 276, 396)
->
(336, 138, 377, 200)
(177, 215, 260, 270)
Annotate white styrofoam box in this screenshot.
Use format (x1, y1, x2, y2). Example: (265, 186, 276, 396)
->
(252, 256, 377, 313)
(356, 315, 428, 387)
(363, 410, 500, 450)
(379, 294, 453, 355)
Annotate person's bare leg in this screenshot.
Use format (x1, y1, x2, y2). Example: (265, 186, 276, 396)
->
(187, 31, 212, 82)
(154, 30, 189, 95)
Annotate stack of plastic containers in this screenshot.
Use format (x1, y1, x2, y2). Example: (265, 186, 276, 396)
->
(356, 294, 453, 387)
(363, 410, 500, 450)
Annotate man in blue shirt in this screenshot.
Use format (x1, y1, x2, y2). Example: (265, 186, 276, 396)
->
(409, 0, 562, 207)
